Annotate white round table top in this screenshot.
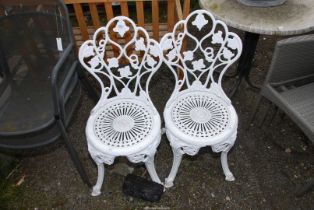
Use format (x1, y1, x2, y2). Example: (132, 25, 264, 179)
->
(199, 0, 314, 36)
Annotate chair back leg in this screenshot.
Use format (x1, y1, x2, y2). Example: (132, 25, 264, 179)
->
(58, 119, 91, 187)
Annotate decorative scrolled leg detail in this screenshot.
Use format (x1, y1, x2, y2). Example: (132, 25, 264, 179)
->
(91, 163, 105, 196)
(221, 150, 235, 182)
(144, 154, 162, 184)
(165, 147, 183, 188)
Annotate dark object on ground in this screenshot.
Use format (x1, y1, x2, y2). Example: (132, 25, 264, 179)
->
(123, 174, 164, 202)
(0, 0, 96, 186)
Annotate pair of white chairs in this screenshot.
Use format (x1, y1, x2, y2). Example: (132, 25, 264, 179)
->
(79, 9, 242, 196)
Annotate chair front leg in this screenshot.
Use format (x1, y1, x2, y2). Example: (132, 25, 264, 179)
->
(212, 137, 236, 182)
(91, 163, 105, 196)
(220, 147, 235, 181)
(165, 146, 183, 188)
(145, 154, 162, 184)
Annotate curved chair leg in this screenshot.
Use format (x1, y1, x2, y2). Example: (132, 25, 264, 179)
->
(165, 147, 183, 188)
(221, 150, 235, 181)
(91, 163, 105, 196)
(145, 155, 161, 184)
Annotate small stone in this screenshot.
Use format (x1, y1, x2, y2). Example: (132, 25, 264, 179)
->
(285, 148, 291, 153)
(226, 196, 231, 201)
(211, 193, 215, 198)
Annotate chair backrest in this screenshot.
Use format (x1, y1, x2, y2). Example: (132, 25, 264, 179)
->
(64, 0, 191, 48)
(160, 9, 242, 104)
(265, 34, 314, 85)
(79, 16, 162, 111)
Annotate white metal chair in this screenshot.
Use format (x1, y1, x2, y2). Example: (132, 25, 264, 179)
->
(79, 16, 162, 196)
(160, 10, 242, 188)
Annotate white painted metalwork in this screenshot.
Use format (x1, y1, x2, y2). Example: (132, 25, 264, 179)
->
(160, 9, 242, 188)
(79, 16, 162, 196)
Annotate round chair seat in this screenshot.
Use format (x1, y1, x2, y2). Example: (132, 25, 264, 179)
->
(86, 99, 160, 156)
(165, 91, 237, 146)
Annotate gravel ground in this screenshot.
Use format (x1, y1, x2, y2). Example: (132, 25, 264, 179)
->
(3, 32, 314, 210)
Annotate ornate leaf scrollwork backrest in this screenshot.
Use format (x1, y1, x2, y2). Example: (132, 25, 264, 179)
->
(160, 10, 242, 102)
(79, 16, 162, 109)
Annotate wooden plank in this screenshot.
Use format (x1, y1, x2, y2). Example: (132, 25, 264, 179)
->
(175, 0, 183, 21)
(120, 1, 132, 55)
(89, 3, 101, 29)
(104, 2, 119, 55)
(181, 0, 191, 79)
(181, 0, 189, 52)
(183, 0, 190, 18)
(136, 1, 144, 27)
(173, 0, 186, 80)
(73, 3, 89, 40)
(65, 0, 158, 4)
(104, 2, 114, 21)
(120, 2, 129, 17)
(151, 0, 159, 41)
(134, 1, 145, 59)
(167, 0, 175, 32)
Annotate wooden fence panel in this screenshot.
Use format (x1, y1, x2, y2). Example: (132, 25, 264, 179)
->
(64, 0, 190, 47)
